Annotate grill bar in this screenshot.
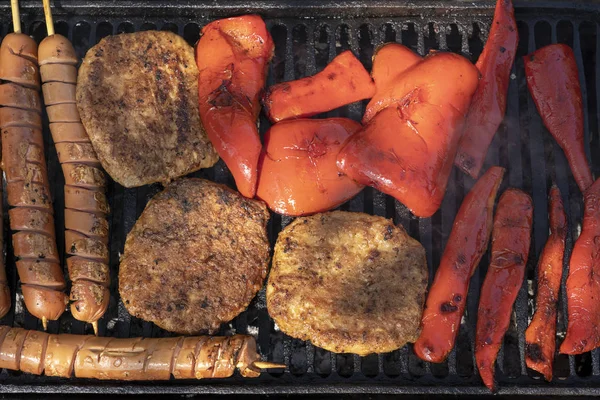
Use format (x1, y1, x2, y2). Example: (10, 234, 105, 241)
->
(0, 1, 599, 394)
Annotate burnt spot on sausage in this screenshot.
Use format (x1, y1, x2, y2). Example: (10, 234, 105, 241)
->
(453, 294, 462, 303)
(440, 302, 458, 313)
(525, 342, 544, 362)
(327, 72, 337, 80)
(499, 46, 507, 53)
(457, 252, 467, 265)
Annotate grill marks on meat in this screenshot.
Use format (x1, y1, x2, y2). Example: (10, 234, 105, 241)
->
(76, 31, 218, 188)
(267, 211, 428, 356)
(38, 34, 110, 333)
(119, 178, 270, 335)
(0, 33, 67, 327)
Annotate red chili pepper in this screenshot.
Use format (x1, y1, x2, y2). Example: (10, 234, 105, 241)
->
(454, 0, 518, 179)
(337, 52, 479, 218)
(560, 178, 600, 355)
(364, 43, 421, 122)
(262, 50, 375, 123)
(414, 166, 505, 363)
(256, 118, 364, 216)
(524, 44, 593, 193)
(525, 185, 566, 381)
(196, 15, 274, 198)
(476, 188, 533, 391)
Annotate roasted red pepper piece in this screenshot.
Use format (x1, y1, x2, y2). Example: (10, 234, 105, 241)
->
(414, 166, 505, 363)
(365, 43, 421, 120)
(560, 178, 600, 355)
(196, 15, 274, 198)
(475, 188, 533, 391)
(262, 50, 375, 123)
(524, 44, 593, 193)
(256, 118, 363, 216)
(454, 0, 518, 179)
(525, 185, 566, 381)
(337, 52, 479, 218)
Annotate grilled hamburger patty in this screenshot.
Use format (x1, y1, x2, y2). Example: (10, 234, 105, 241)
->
(267, 211, 428, 355)
(119, 178, 270, 335)
(76, 31, 218, 187)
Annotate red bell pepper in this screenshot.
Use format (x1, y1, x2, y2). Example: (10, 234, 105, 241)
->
(454, 0, 518, 179)
(560, 178, 600, 355)
(525, 185, 566, 381)
(262, 50, 375, 123)
(364, 43, 421, 121)
(196, 15, 274, 198)
(414, 166, 504, 363)
(524, 44, 593, 193)
(256, 118, 363, 216)
(337, 51, 479, 218)
(476, 188, 533, 391)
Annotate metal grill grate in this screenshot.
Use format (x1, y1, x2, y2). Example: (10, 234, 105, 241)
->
(0, 0, 599, 395)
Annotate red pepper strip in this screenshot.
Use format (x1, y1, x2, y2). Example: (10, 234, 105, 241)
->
(525, 185, 566, 381)
(414, 166, 505, 363)
(524, 44, 593, 193)
(364, 43, 421, 122)
(454, 0, 518, 179)
(476, 188, 533, 391)
(560, 178, 600, 355)
(256, 118, 364, 216)
(262, 50, 375, 123)
(337, 52, 479, 218)
(196, 15, 274, 198)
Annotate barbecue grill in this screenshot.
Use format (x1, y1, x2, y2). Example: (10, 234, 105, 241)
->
(0, 0, 599, 395)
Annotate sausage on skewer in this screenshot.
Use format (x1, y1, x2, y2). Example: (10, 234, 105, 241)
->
(0, 326, 283, 379)
(0, 32, 68, 329)
(38, 32, 110, 335)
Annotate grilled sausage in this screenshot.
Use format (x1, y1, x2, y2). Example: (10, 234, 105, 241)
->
(0, 153, 10, 318)
(38, 34, 110, 334)
(0, 326, 274, 379)
(0, 33, 67, 329)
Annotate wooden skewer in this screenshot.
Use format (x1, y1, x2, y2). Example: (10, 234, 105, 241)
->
(10, 0, 21, 33)
(252, 361, 286, 369)
(42, 316, 48, 331)
(42, 0, 55, 36)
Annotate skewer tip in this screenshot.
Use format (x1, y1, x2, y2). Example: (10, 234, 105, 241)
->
(92, 321, 99, 336)
(10, 0, 21, 34)
(252, 361, 286, 370)
(42, 317, 48, 331)
(42, 0, 55, 36)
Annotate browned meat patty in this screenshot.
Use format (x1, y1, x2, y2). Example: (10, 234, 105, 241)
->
(76, 31, 218, 187)
(119, 178, 270, 335)
(267, 211, 428, 355)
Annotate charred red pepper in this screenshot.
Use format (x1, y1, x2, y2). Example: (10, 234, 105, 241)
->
(524, 44, 593, 193)
(454, 0, 518, 179)
(256, 118, 363, 216)
(560, 178, 600, 355)
(196, 15, 274, 198)
(262, 50, 375, 123)
(337, 52, 479, 218)
(365, 43, 421, 121)
(414, 166, 505, 363)
(525, 185, 566, 381)
(475, 188, 533, 391)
